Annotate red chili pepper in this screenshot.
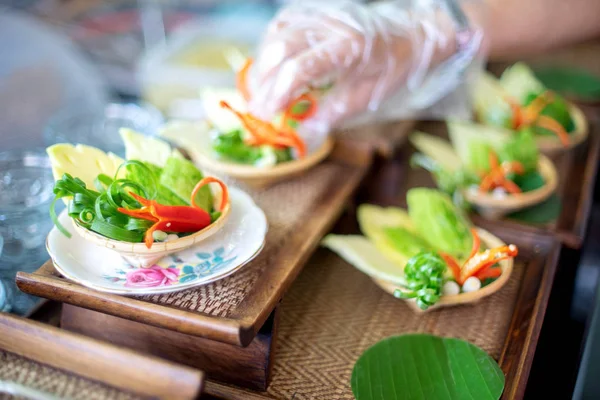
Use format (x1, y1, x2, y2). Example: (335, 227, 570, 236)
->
(440, 252, 462, 283)
(117, 177, 229, 249)
(536, 115, 570, 146)
(237, 58, 253, 102)
(191, 177, 229, 212)
(219, 100, 307, 158)
(283, 93, 318, 124)
(476, 267, 502, 281)
(441, 230, 518, 285)
(505, 91, 570, 147)
(468, 228, 481, 260)
(459, 244, 518, 285)
(479, 151, 525, 194)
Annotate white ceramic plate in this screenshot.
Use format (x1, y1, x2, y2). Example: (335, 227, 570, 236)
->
(46, 187, 267, 295)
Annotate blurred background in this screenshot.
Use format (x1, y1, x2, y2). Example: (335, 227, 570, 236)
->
(0, 0, 289, 316)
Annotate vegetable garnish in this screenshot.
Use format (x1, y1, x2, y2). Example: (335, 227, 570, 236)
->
(393, 251, 446, 310)
(283, 93, 318, 124)
(236, 58, 253, 102)
(117, 177, 228, 249)
(505, 91, 570, 146)
(225, 57, 319, 160)
(191, 177, 229, 212)
(324, 191, 518, 312)
(219, 101, 307, 158)
(440, 229, 518, 286)
(50, 161, 160, 242)
(479, 151, 525, 194)
(394, 228, 517, 310)
(235, 58, 318, 125)
(460, 244, 518, 284)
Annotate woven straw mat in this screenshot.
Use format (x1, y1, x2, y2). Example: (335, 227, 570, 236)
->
(137, 161, 357, 317)
(261, 248, 525, 400)
(0, 351, 142, 400)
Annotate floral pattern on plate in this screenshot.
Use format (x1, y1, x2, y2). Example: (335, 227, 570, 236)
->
(103, 247, 238, 288)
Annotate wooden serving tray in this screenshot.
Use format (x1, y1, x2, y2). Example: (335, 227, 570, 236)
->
(0, 313, 204, 400)
(15, 139, 372, 390)
(394, 119, 600, 248)
(202, 217, 560, 400)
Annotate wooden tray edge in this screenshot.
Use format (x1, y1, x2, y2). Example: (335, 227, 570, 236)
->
(0, 313, 204, 400)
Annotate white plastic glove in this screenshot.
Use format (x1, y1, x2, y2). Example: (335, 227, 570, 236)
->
(248, 0, 487, 133)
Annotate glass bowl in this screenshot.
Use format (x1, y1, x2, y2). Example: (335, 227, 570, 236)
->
(0, 149, 55, 266)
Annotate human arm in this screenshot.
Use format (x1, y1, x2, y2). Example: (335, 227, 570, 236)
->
(248, 0, 600, 130)
(483, 0, 600, 60)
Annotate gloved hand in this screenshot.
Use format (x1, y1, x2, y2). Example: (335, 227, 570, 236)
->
(248, 0, 487, 133)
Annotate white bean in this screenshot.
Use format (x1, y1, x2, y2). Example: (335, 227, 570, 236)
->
(462, 277, 482, 293)
(442, 281, 460, 296)
(152, 230, 168, 242)
(165, 234, 179, 242)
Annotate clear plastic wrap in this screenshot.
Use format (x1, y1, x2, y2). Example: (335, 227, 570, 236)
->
(248, 0, 488, 134)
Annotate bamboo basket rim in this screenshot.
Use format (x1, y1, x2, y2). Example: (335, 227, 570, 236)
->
(462, 155, 557, 210)
(194, 136, 335, 180)
(536, 103, 588, 153)
(373, 227, 513, 312)
(71, 186, 231, 256)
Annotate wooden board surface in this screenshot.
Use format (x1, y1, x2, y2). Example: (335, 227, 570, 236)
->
(16, 139, 372, 347)
(0, 313, 204, 400)
(392, 119, 600, 248)
(60, 305, 280, 392)
(201, 218, 560, 400)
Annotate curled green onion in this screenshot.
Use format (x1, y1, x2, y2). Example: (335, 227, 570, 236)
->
(393, 251, 448, 311)
(79, 208, 95, 225)
(115, 160, 158, 200)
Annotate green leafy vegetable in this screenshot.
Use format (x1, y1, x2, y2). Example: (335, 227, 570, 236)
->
(125, 161, 186, 206)
(383, 227, 431, 257)
(498, 128, 539, 173)
(159, 156, 213, 212)
(447, 121, 510, 173)
(351, 334, 505, 400)
(407, 188, 473, 260)
(393, 251, 446, 310)
(213, 130, 293, 165)
(512, 170, 545, 192)
(523, 91, 575, 134)
(213, 130, 263, 164)
(410, 153, 479, 204)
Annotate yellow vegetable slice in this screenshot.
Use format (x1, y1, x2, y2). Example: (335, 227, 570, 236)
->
(322, 234, 406, 285)
(499, 62, 546, 101)
(46, 144, 123, 189)
(119, 128, 171, 167)
(409, 131, 462, 172)
(200, 87, 247, 133)
(159, 120, 213, 160)
(357, 204, 419, 266)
